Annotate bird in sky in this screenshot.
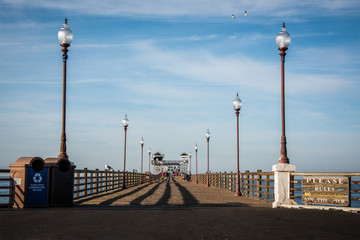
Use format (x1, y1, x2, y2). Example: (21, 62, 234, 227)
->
(232, 10, 248, 19)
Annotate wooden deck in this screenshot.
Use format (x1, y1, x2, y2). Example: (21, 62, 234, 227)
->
(75, 177, 270, 207)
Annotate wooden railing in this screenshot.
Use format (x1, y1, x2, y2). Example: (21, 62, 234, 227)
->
(74, 169, 160, 201)
(193, 170, 274, 204)
(0, 169, 12, 207)
(0, 168, 160, 206)
(290, 172, 360, 208)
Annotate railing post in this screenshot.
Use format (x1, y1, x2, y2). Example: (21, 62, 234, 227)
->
(111, 171, 114, 189)
(94, 169, 98, 195)
(245, 171, 250, 196)
(272, 163, 296, 208)
(229, 172, 233, 192)
(116, 170, 122, 188)
(240, 172, 243, 194)
(257, 170, 262, 200)
(349, 176, 352, 208)
(289, 174, 294, 200)
(224, 172, 228, 191)
(84, 168, 88, 198)
(266, 175, 270, 203)
(251, 174, 255, 198)
(99, 171, 102, 193)
(104, 171, 107, 191)
(75, 171, 79, 199)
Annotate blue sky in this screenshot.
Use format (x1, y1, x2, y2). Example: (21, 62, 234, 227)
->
(0, 0, 359, 173)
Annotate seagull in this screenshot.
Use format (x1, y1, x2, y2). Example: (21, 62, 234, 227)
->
(105, 163, 113, 171)
(232, 13, 236, 19)
(244, 10, 248, 16)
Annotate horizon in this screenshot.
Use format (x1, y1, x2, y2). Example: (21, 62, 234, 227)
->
(0, 0, 359, 173)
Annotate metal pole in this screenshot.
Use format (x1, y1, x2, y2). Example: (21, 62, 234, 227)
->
(58, 44, 69, 159)
(279, 48, 289, 164)
(122, 126, 127, 189)
(140, 143, 143, 184)
(189, 154, 191, 174)
(235, 109, 241, 196)
(206, 138, 210, 187)
(195, 149, 198, 184)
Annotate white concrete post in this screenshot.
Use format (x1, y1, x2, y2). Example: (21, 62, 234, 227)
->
(272, 163, 296, 208)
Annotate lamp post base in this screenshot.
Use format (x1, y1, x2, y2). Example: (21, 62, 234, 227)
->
(278, 155, 289, 164)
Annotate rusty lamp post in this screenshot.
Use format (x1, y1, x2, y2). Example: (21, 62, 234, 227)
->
(276, 22, 291, 164)
(140, 136, 144, 183)
(148, 147, 151, 172)
(205, 129, 211, 187)
(57, 19, 73, 159)
(194, 144, 198, 184)
(233, 93, 242, 196)
(122, 114, 129, 189)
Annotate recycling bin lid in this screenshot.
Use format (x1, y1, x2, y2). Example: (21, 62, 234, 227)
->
(45, 157, 76, 172)
(10, 157, 45, 172)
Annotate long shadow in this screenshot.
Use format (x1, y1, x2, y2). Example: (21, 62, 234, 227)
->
(155, 181, 171, 206)
(99, 182, 160, 206)
(130, 181, 163, 205)
(75, 182, 153, 205)
(173, 179, 199, 206)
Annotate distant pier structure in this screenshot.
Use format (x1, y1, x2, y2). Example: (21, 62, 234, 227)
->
(151, 152, 189, 175)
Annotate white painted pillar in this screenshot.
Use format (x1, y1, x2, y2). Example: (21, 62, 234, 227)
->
(272, 163, 296, 208)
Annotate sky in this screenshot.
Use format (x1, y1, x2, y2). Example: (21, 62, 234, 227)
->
(0, 0, 359, 173)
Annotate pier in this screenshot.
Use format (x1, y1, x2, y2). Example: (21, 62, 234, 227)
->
(1, 177, 360, 239)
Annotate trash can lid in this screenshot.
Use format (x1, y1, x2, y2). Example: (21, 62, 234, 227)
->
(10, 157, 44, 166)
(10, 157, 45, 172)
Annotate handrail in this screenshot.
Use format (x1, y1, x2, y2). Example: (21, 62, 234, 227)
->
(73, 169, 160, 201)
(0, 168, 161, 207)
(191, 170, 274, 204)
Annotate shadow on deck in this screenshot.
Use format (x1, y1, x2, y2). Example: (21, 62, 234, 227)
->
(75, 177, 270, 208)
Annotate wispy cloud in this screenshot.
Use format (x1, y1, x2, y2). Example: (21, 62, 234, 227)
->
(2, 0, 360, 19)
(126, 41, 357, 95)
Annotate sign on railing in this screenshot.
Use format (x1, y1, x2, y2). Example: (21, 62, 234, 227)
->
(302, 177, 349, 206)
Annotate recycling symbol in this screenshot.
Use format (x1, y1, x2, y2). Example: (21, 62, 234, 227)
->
(33, 173, 42, 183)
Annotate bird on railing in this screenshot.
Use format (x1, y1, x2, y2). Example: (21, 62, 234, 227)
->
(105, 163, 113, 171)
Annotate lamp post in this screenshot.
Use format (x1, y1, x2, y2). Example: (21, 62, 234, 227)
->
(122, 114, 129, 189)
(189, 152, 192, 174)
(140, 137, 144, 183)
(233, 93, 242, 196)
(205, 129, 211, 187)
(276, 22, 291, 164)
(57, 19, 73, 159)
(148, 147, 151, 172)
(194, 144, 198, 184)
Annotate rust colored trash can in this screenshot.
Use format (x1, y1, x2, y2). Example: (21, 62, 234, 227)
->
(45, 158, 75, 207)
(9, 157, 48, 208)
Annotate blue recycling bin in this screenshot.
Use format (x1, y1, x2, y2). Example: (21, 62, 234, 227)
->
(9, 157, 48, 208)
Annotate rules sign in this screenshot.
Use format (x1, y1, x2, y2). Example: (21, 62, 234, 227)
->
(302, 177, 349, 206)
